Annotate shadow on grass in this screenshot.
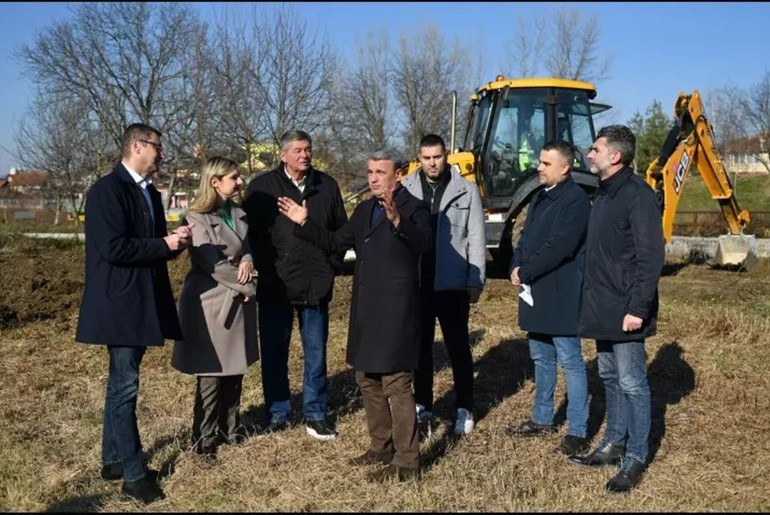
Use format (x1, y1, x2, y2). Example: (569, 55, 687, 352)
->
(648, 340, 695, 462)
(45, 494, 108, 512)
(554, 340, 695, 463)
(421, 335, 533, 471)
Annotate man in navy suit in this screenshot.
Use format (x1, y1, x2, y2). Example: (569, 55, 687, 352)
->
(506, 140, 592, 459)
(76, 123, 192, 504)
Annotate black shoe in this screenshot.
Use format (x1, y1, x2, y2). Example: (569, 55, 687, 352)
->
(306, 419, 337, 441)
(121, 475, 165, 504)
(569, 441, 625, 468)
(255, 420, 289, 438)
(101, 465, 158, 482)
(366, 464, 421, 483)
(506, 419, 557, 437)
(224, 424, 257, 446)
(347, 449, 394, 467)
(193, 442, 219, 459)
(554, 435, 591, 458)
(605, 458, 646, 493)
(101, 463, 123, 481)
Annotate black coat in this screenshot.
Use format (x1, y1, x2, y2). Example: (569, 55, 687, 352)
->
(242, 166, 347, 305)
(75, 163, 182, 347)
(578, 167, 665, 341)
(295, 187, 432, 373)
(511, 177, 591, 335)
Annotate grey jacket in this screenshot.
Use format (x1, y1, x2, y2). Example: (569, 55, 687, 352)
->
(172, 208, 258, 376)
(402, 165, 486, 291)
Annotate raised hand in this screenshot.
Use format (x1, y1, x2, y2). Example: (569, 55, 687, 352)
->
(381, 184, 400, 228)
(277, 197, 308, 226)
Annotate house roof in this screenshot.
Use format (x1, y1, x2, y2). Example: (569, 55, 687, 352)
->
(721, 132, 769, 153)
(7, 170, 48, 187)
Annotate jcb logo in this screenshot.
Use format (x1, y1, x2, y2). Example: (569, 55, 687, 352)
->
(674, 152, 689, 194)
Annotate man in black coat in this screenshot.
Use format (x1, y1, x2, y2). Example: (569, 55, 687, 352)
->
(506, 140, 591, 459)
(277, 148, 432, 483)
(242, 130, 347, 441)
(76, 123, 192, 504)
(569, 125, 665, 494)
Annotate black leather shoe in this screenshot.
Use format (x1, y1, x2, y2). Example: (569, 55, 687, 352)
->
(569, 441, 625, 468)
(101, 463, 123, 481)
(121, 475, 165, 503)
(366, 464, 421, 483)
(506, 419, 557, 437)
(553, 435, 590, 458)
(101, 465, 158, 482)
(605, 458, 646, 493)
(348, 449, 394, 467)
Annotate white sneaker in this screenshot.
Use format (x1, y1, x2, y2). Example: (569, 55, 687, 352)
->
(454, 408, 475, 436)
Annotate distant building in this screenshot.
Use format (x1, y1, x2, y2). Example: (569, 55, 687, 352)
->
(6, 169, 48, 193)
(721, 133, 770, 174)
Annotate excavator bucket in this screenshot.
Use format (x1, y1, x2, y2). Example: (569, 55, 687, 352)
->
(712, 234, 758, 270)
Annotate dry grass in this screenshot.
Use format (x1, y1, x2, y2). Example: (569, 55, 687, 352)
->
(1, 238, 769, 511)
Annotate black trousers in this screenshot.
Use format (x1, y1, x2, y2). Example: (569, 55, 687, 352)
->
(413, 289, 474, 411)
(192, 375, 244, 450)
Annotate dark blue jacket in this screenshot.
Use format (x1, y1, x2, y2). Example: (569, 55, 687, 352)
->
(579, 167, 665, 341)
(510, 176, 591, 335)
(75, 163, 183, 347)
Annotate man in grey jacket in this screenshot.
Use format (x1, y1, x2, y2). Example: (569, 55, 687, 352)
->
(401, 134, 486, 437)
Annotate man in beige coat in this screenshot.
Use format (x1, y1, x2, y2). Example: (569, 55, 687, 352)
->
(172, 157, 258, 457)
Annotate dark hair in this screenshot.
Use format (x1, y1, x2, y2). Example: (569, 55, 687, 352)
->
(596, 125, 635, 166)
(121, 123, 161, 158)
(541, 140, 575, 166)
(280, 130, 312, 151)
(418, 134, 446, 153)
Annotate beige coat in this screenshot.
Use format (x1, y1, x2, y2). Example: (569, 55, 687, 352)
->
(172, 207, 258, 376)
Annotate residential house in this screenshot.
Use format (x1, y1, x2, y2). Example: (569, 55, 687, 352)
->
(721, 133, 770, 174)
(6, 169, 48, 193)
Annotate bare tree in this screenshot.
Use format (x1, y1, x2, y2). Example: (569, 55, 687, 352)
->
(324, 30, 394, 187)
(711, 72, 770, 173)
(12, 93, 111, 226)
(391, 26, 473, 155)
(506, 17, 547, 78)
(17, 2, 208, 200)
(502, 7, 611, 84)
(253, 4, 338, 143)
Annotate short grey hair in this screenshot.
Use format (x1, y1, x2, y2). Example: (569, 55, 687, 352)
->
(368, 148, 406, 171)
(597, 125, 636, 166)
(280, 130, 312, 151)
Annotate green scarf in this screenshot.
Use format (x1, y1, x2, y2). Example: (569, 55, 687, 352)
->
(218, 200, 234, 230)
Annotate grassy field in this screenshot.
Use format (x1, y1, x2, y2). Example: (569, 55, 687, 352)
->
(1, 233, 769, 512)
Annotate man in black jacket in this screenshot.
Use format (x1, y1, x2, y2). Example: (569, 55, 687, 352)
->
(76, 123, 192, 504)
(569, 125, 665, 494)
(506, 140, 591, 459)
(242, 130, 347, 440)
(277, 148, 432, 482)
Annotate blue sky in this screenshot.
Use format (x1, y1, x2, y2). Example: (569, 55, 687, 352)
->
(1, 1, 768, 177)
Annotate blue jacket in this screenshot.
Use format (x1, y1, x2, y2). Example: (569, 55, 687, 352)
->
(511, 177, 590, 335)
(75, 163, 183, 347)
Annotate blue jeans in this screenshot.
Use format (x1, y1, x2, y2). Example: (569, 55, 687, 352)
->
(528, 333, 588, 438)
(102, 346, 147, 482)
(259, 302, 328, 423)
(596, 339, 651, 463)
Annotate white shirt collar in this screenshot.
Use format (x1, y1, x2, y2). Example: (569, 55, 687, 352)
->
(123, 162, 152, 189)
(283, 166, 306, 189)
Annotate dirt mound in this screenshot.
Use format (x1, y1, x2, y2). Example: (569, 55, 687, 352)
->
(0, 237, 85, 330)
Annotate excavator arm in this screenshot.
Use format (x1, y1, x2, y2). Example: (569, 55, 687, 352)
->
(645, 90, 750, 242)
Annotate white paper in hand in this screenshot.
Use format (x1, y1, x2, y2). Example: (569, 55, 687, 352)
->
(519, 284, 533, 307)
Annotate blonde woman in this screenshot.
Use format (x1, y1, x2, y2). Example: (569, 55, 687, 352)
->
(172, 156, 258, 457)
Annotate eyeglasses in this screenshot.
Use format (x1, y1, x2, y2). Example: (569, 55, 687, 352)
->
(138, 139, 163, 152)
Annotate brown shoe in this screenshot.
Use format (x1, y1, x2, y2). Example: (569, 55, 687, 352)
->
(366, 463, 420, 483)
(347, 449, 394, 467)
